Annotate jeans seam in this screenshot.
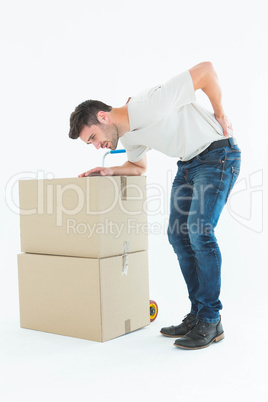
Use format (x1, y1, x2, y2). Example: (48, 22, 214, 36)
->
(206, 158, 226, 224)
(225, 165, 240, 202)
(213, 248, 221, 280)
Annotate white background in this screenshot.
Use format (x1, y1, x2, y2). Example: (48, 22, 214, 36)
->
(1, 0, 268, 401)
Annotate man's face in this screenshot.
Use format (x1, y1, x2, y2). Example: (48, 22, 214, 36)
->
(79, 121, 119, 151)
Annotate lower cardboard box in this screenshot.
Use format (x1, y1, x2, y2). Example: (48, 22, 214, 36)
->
(17, 251, 150, 342)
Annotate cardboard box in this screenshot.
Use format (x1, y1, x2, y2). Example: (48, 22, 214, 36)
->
(19, 176, 148, 258)
(18, 251, 150, 342)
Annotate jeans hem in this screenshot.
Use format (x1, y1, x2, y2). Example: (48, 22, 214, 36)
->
(196, 315, 220, 324)
(190, 309, 198, 316)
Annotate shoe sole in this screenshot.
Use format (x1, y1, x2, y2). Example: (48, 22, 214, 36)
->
(173, 331, 225, 350)
(160, 331, 185, 338)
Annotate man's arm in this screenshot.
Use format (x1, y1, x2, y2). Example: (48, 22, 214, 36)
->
(78, 155, 147, 177)
(189, 61, 232, 137)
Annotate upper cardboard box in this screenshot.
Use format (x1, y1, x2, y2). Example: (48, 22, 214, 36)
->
(19, 176, 148, 258)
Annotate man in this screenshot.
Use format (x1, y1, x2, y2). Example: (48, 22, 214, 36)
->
(68, 61, 241, 350)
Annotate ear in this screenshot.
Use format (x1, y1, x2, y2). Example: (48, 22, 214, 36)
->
(97, 111, 109, 124)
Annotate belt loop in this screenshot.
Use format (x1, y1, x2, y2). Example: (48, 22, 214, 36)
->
(229, 138, 234, 148)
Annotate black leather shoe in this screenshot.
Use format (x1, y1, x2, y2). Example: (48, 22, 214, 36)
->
(160, 313, 197, 338)
(174, 318, 224, 349)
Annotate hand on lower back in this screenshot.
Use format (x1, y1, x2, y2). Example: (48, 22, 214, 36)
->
(215, 113, 233, 138)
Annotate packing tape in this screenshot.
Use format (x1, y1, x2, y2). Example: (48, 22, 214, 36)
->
(122, 241, 129, 276)
(124, 240, 129, 253)
(120, 176, 127, 200)
(125, 319, 131, 334)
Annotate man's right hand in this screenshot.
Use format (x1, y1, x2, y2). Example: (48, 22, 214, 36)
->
(78, 156, 147, 177)
(78, 167, 114, 177)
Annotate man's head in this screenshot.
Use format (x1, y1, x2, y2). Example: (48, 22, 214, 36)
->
(69, 100, 120, 150)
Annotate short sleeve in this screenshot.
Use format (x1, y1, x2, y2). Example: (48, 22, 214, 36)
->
(119, 137, 150, 162)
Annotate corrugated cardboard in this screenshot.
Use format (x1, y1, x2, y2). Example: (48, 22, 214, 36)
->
(17, 251, 150, 342)
(19, 176, 148, 258)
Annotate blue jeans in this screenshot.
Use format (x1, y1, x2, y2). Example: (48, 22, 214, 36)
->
(167, 144, 241, 323)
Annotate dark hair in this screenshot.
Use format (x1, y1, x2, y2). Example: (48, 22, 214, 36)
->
(69, 100, 112, 139)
